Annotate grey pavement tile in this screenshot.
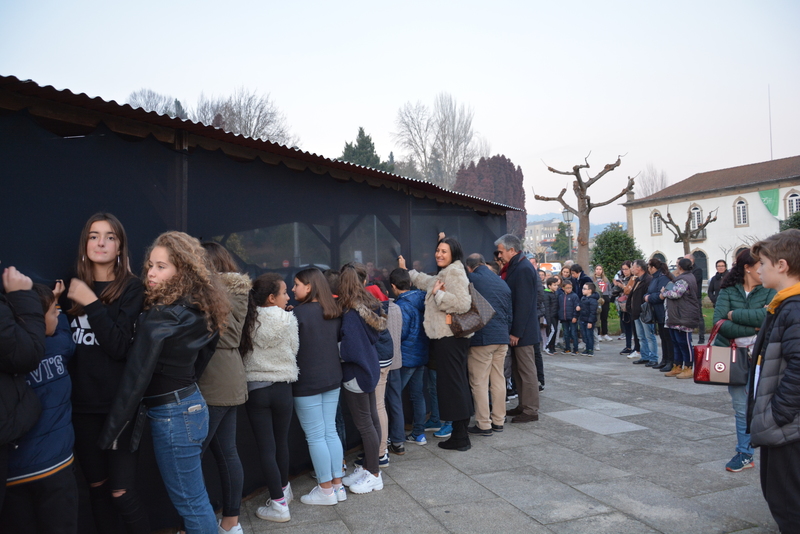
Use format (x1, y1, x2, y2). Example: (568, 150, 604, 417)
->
(473, 466, 613, 524)
(700, 415, 738, 432)
(246, 519, 351, 534)
(530, 424, 640, 459)
(424, 438, 532, 475)
(539, 397, 585, 413)
(691, 466, 778, 531)
(637, 400, 729, 421)
(482, 425, 549, 450)
(619, 411, 732, 440)
(547, 408, 648, 435)
(384, 455, 498, 507)
(502, 441, 630, 485)
(428, 498, 552, 534)
(561, 396, 652, 417)
(334, 484, 448, 533)
(546, 511, 660, 534)
(576, 475, 756, 533)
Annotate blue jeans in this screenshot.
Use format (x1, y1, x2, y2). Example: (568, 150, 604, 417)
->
(385, 369, 406, 444)
(147, 388, 217, 534)
(400, 366, 426, 436)
(634, 319, 658, 362)
(728, 384, 753, 455)
(579, 322, 594, 352)
(561, 321, 577, 351)
(294, 389, 345, 483)
(426, 368, 440, 424)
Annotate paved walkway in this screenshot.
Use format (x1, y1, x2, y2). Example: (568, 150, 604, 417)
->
(238, 337, 778, 534)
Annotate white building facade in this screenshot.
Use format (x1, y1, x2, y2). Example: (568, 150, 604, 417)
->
(624, 156, 800, 280)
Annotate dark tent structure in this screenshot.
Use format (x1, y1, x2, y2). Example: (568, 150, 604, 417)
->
(0, 75, 517, 530)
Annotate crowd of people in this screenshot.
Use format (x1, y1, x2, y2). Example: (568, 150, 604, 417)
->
(2, 211, 800, 533)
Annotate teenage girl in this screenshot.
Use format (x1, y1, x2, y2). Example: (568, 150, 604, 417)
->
(338, 263, 387, 494)
(240, 273, 298, 522)
(98, 231, 230, 534)
(291, 268, 345, 505)
(67, 213, 148, 533)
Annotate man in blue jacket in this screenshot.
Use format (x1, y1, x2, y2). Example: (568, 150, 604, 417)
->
(464, 254, 512, 435)
(495, 235, 540, 424)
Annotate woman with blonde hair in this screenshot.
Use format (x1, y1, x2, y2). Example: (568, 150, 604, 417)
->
(99, 231, 230, 534)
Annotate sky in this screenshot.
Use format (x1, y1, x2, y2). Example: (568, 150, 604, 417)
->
(2, 0, 798, 224)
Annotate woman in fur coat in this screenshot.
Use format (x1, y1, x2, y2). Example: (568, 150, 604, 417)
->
(399, 236, 473, 451)
(239, 273, 299, 522)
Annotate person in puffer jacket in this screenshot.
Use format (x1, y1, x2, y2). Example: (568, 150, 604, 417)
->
(747, 229, 800, 533)
(578, 283, 599, 355)
(2, 283, 75, 533)
(557, 281, 581, 353)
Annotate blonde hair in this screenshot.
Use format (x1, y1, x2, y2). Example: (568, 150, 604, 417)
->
(143, 231, 230, 333)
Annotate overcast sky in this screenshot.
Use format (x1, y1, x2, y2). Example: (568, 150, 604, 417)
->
(2, 0, 798, 223)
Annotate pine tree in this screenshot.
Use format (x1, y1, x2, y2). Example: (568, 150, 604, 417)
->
(341, 127, 394, 172)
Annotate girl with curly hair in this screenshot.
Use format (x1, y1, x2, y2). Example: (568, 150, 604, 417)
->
(99, 231, 230, 534)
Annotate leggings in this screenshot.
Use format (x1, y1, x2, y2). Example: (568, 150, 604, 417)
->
(341, 389, 381, 475)
(598, 302, 610, 335)
(246, 383, 293, 501)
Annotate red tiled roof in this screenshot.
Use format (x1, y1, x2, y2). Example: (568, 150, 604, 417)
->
(628, 155, 800, 205)
(0, 75, 519, 213)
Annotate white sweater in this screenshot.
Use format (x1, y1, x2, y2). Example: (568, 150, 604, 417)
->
(242, 306, 299, 383)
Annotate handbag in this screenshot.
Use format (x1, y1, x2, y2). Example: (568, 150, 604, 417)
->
(616, 293, 628, 313)
(639, 301, 655, 324)
(447, 283, 496, 338)
(693, 319, 750, 386)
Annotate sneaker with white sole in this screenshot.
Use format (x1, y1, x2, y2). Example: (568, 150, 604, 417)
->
(334, 485, 347, 502)
(218, 521, 244, 533)
(300, 485, 337, 506)
(349, 471, 384, 494)
(255, 500, 290, 522)
(725, 452, 754, 472)
(284, 482, 293, 504)
(424, 419, 442, 432)
(342, 466, 366, 486)
(434, 423, 452, 438)
(406, 433, 427, 445)
(627, 351, 640, 359)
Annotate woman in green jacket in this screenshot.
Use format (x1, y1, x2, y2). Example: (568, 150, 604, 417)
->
(712, 249, 775, 473)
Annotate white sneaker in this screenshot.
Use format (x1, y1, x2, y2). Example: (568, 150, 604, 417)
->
(256, 500, 290, 522)
(334, 485, 347, 502)
(349, 471, 384, 494)
(218, 520, 244, 533)
(626, 351, 641, 359)
(342, 466, 366, 487)
(284, 481, 293, 504)
(617, 334, 625, 340)
(605, 335, 613, 341)
(300, 485, 337, 506)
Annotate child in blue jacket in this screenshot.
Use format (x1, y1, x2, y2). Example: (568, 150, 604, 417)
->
(557, 281, 581, 354)
(579, 283, 599, 356)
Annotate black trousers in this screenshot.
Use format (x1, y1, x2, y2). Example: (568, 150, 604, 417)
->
(342, 389, 381, 475)
(430, 337, 473, 421)
(0, 464, 79, 534)
(761, 441, 800, 533)
(656, 322, 674, 363)
(245, 383, 293, 500)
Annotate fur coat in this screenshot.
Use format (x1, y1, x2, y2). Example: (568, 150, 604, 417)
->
(410, 260, 472, 340)
(242, 305, 299, 384)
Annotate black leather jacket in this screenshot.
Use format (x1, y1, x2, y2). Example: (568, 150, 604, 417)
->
(98, 301, 218, 450)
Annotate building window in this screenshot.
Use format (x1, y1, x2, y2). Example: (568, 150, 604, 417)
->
(690, 206, 703, 230)
(789, 193, 800, 216)
(651, 211, 662, 235)
(735, 199, 748, 226)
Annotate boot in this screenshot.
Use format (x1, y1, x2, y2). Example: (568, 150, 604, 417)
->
(653, 359, 669, 370)
(659, 361, 675, 373)
(664, 365, 683, 377)
(676, 366, 694, 379)
(438, 419, 471, 451)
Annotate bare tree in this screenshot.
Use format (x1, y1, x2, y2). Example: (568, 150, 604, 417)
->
(718, 242, 737, 264)
(533, 153, 635, 268)
(637, 163, 670, 198)
(392, 92, 483, 189)
(662, 208, 718, 254)
(191, 87, 298, 146)
(128, 88, 176, 116)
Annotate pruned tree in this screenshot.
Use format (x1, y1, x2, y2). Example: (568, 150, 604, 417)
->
(392, 92, 484, 189)
(662, 208, 719, 254)
(534, 153, 635, 268)
(192, 87, 298, 146)
(637, 163, 670, 198)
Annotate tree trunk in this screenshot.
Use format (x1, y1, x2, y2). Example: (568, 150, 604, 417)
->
(682, 239, 691, 255)
(577, 211, 591, 268)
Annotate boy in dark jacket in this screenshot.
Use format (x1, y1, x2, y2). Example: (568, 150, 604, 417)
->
(579, 283, 599, 356)
(557, 281, 581, 354)
(543, 277, 559, 355)
(2, 284, 77, 533)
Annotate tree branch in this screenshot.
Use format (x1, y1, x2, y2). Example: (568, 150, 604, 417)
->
(589, 176, 635, 209)
(585, 155, 624, 188)
(533, 187, 578, 216)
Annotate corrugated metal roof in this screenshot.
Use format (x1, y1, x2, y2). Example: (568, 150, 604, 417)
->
(0, 75, 519, 212)
(627, 155, 800, 205)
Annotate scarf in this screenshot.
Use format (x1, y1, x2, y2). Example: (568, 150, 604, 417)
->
(766, 281, 800, 314)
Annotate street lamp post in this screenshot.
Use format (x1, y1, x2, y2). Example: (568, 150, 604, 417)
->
(562, 208, 574, 262)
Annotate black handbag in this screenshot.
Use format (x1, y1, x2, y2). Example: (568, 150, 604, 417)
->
(639, 301, 656, 324)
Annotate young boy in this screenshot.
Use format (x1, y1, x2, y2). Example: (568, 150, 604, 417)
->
(1, 283, 77, 533)
(389, 268, 430, 445)
(748, 229, 800, 532)
(543, 277, 559, 355)
(579, 282, 599, 356)
(557, 281, 581, 354)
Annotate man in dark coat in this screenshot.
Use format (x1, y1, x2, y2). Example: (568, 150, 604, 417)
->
(0, 266, 46, 508)
(464, 254, 512, 435)
(630, 260, 657, 366)
(495, 234, 540, 424)
(686, 253, 706, 343)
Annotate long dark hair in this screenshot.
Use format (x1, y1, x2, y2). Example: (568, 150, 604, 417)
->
(720, 249, 758, 290)
(647, 258, 674, 281)
(69, 212, 136, 316)
(239, 272, 283, 357)
(294, 268, 340, 319)
(338, 263, 380, 312)
(437, 236, 464, 272)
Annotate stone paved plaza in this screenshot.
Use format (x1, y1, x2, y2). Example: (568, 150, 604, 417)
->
(237, 337, 779, 534)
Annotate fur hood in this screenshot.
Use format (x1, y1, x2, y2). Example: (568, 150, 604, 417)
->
(355, 303, 388, 332)
(218, 272, 251, 295)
